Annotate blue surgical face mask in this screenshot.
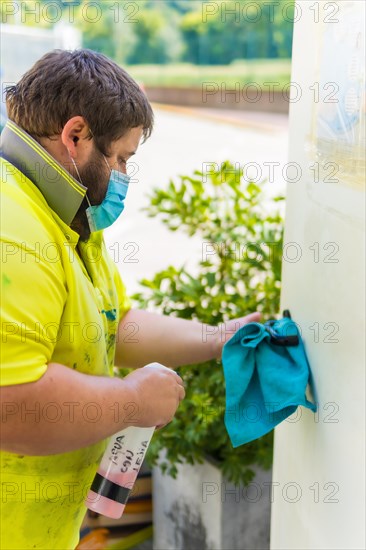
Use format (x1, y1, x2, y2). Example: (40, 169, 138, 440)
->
(71, 155, 130, 233)
(86, 166, 130, 233)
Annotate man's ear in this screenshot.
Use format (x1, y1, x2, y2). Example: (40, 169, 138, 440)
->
(61, 116, 92, 159)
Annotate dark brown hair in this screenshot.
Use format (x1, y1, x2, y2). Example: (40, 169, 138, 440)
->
(6, 49, 154, 154)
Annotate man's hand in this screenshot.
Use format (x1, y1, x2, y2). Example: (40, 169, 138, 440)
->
(212, 312, 262, 359)
(122, 362, 185, 428)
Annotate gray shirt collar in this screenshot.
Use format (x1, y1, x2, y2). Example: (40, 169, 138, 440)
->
(0, 120, 87, 225)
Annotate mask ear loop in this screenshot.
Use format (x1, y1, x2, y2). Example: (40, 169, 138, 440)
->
(69, 153, 92, 208)
(102, 155, 113, 173)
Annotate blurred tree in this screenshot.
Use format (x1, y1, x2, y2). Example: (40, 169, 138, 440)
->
(2, 0, 294, 65)
(74, 1, 183, 65)
(1, 0, 61, 28)
(179, 10, 208, 64)
(180, 0, 294, 64)
(74, 1, 116, 59)
(166, 0, 197, 14)
(126, 8, 169, 64)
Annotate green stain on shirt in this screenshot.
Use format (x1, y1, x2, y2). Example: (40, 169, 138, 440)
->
(2, 274, 11, 287)
(101, 308, 117, 321)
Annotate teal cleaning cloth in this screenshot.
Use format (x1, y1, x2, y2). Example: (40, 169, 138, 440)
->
(222, 315, 317, 447)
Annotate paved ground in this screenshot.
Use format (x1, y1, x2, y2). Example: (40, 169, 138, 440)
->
(156, 103, 289, 132)
(104, 105, 289, 297)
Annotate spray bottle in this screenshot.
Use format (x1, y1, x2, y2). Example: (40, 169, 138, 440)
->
(85, 363, 170, 519)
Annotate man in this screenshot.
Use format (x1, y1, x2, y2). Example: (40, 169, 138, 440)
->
(0, 49, 260, 548)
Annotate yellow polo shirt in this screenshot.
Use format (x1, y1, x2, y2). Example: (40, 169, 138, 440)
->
(0, 121, 131, 548)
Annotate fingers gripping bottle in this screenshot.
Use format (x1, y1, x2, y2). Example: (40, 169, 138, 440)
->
(85, 363, 170, 519)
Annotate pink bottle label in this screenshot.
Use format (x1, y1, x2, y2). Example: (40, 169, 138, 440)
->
(86, 426, 154, 518)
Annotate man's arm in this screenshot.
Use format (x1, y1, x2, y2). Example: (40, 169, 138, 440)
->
(115, 308, 261, 369)
(0, 362, 185, 456)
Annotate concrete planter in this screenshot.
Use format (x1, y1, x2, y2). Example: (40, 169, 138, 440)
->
(153, 456, 272, 550)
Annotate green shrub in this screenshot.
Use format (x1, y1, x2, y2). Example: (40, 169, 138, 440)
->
(131, 161, 284, 485)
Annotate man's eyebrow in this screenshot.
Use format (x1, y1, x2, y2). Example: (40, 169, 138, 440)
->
(127, 151, 136, 157)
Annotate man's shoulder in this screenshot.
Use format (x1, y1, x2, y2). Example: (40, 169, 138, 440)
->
(0, 157, 63, 248)
(1, 156, 48, 209)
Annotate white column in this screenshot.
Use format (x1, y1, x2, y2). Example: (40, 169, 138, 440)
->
(271, 2, 365, 549)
